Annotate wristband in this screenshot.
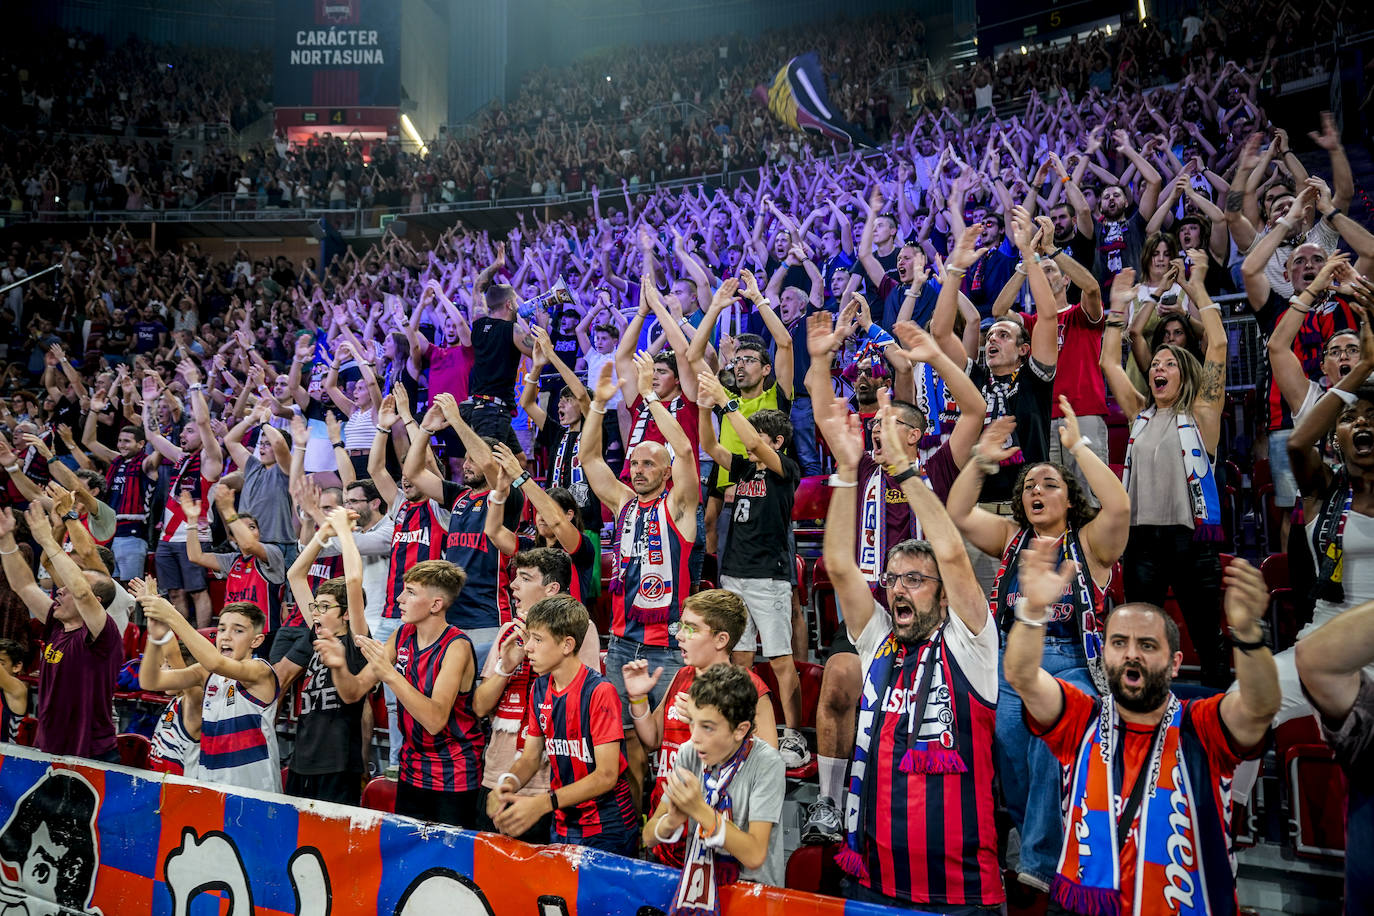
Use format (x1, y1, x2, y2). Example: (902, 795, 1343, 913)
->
(496, 772, 520, 791)
(548, 789, 559, 812)
(644, 392, 661, 405)
(827, 473, 858, 488)
(1014, 262, 1027, 275)
(1329, 387, 1359, 406)
(629, 700, 651, 721)
(523, 373, 538, 385)
(2, 465, 17, 473)
(888, 464, 920, 484)
(1013, 597, 1052, 628)
(1105, 319, 1126, 329)
(969, 442, 1000, 474)
(493, 657, 515, 677)
(1323, 208, 1342, 224)
(654, 817, 685, 844)
(0, 544, 16, 556)
(1199, 304, 1221, 314)
(1069, 436, 1091, 456)
(703, 811, 729, 849)
(588, 403, 606, 415)
(488, 495, 506, 506)
(945, 266, 967, 277)
(1047, 247, 1064, 259)
(374, 425, 390, 435)
(223, 514, 240, 524)
(331, 440, 344, 448)
(1229, 625, 1269, 652)
(1288, 294, 1312, 313)
(148, 630, 175, 646)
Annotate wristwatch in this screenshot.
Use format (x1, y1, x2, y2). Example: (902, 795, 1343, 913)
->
(510, 471, 531, 490)
(63, 510, 80, 521)
(1228, 622, 1269, 652)
(722, 398, 741, 414)
(644, 392, 661, 405)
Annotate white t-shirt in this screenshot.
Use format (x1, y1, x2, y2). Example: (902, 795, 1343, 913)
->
(848, 598, 998, 702)
(1308, 510, 1374, 635)
(585, 350, 622, 408)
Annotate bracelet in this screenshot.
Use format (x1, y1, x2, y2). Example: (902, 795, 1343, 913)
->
(496, 772, 520, 791)
(945, 266, 967, 277)
(1229, 627, 1268, 652)
(588, 403, 606, 415)
(629, 700, 652, 721)
(1328, 387, 1359, 406)
(1199, 304, 1221, 314)
(1105, 319, 1126, 329)
(149, 630, 175, 646)
(654, 817, 685, 844)
(488, 495, 506, 505)
(703, 810, 729, 849)
(0, 545, 16, 556)
(969, 443, 1000, 474)
(1069, 436, 1091, 456)
(1014, 263, 1027, 275)
(223, 514, 240, 524)
(548, 788, 559, 812)
(1047, 247, 1064, 259)
(374, 425, 390, 435)
(523, 373, 538, 385)
(1013, 597, 1052, 628)
(331, 440, 344, 449)
(1288, 294, 1312, 313)
(827, 473, 858, 488)
(888, 464, 920, 484)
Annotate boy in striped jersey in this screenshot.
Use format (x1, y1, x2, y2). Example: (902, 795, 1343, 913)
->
(138, 591, 284, 793)
(495, 595, 637, 854)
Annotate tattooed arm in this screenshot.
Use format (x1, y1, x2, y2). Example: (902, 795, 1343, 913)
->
(1186, 252, 1227, 455)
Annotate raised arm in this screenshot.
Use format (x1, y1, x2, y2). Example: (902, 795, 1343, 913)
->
(816, 386, 876, 638)
(1100, 270, 1149, 419)
(739, 269, 793, 399)
(0, 510, 49, 620)
(1181, 251, 1226, 453)
(1216, 559, 1280, 748)
(28, 505, 107, 638)
(1003, 536, 1082, 727)
(947, 418, 1022, 556)
(580, 363, 635, 515)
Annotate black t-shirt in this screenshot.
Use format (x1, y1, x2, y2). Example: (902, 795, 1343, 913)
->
(764, 255, 811, 295)
(969, 358, 1056, 502)
(292, 632, 368, 775)
(1059, 229, 1096, 304)
(468, 316, 521, 400)
(721, 452, 800, 580)
(1094, 209, 1147, 289)
(51, 396, 83, 456)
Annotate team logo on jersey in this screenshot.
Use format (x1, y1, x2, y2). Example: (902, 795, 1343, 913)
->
(226, 684, 237, 700)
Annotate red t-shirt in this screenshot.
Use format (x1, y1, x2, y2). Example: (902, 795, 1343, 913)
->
(1032, 681, 1254, 915)
(621, 394, 700, 480)
(1025, 304, 1107, 418)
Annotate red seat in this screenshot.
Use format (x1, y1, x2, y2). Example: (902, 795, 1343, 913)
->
(751, 660, 823, 732)
(369, 689, 389, 731)
(784, 844, 845, 894)
(198, 627, 218, 644)
(14, 716, 36, 747)
(116, 733, 151, 770)
(361, 776, 397, 813)
(792, 475, 831, 550)
(808, 556, 839, 650)
(122, 623, 146, 659)
(207, 577, 227, 618)
(1260, 553, 1290, 593)
(1275, 716, 1347, 863)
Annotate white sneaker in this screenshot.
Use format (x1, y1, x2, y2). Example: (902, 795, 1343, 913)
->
(802, 795, 843, 844)
(779, 727, 811, 769)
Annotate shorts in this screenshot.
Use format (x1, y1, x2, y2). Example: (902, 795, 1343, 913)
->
(112, 535, 149, 580)
(285, 769, 363, 806)
(603, 635, 683, 727)
(721, 575, 792, 658)
(1268, 428, 1298, 508)
(827, 625, 857, 659)
(154, 541, 208, 593)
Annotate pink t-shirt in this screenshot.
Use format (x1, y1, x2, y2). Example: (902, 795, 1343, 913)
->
(428, 344, 474, 404)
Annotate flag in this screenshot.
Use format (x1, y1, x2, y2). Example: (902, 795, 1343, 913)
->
(752, 51, 876, 149)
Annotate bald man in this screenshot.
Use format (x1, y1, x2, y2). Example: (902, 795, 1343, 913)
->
(580, 361, 700, 808)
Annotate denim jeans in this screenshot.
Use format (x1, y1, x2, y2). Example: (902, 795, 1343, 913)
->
(372, 616, 403, 767)
(603, 635, 684, 726)
(996, 637, 1097, 886)
(791, 396, 822, 476)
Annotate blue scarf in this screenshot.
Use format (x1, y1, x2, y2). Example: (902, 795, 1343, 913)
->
(835, 625, 963, 881)
(1123, 407, 1223, 542)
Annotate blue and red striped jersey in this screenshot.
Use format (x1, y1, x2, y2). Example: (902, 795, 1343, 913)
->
(105, 454, 153, 539)
(610, 494, 692, 648)
(225, 553, 284, 632)
(393, 623, 485, 792)
(525, 664, 636, 844)
(384, 497, 450, 619)
(441, 482, 521, 632)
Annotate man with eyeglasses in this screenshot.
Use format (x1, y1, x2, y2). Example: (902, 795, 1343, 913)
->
(300, 478, 395, 637)
(817, 396, 1002, 912)
(801, 312, 989, 845)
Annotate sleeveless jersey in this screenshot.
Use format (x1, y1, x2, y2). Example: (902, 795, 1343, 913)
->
(860, 639, 1002, 905)
(384, 498, 450, 619)
(443, 487, 514, 631)
(105, 454, 152, 539)
(611, 493, 692, 648)
(150, 696, 200, 776)
(990, 528, 1106, 643)
(225, 554, 284, 632)
(648, 664, 770, 868)
(197, 666, 281, 793)
(161, 453, 213, 543)
(393, 623, 485, 792)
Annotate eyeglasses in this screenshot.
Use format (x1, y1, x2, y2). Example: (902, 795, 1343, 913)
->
(866, 417, 917, 433)
(677, 621, 717, 638)
(1326, 345, 1361, 359)
(307, 602, 339, 615)
(343, 497, 370, 506)
(734, 355, 763, 366)
(878, 571, 942, 590)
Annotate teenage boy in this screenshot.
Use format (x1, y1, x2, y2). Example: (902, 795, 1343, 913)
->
(334, 560, 485, 828)
(624, 589, 778, 868)
(181, 489, 287, 636)
(145, 637, 202, 777)
(139, 593, 284, 793)
(644, 663, 787, 905)
(284, 506, 369, 804)
(695, 370, 806, 767)
(472, 548, 601, 841)
(494, 595, 638, 854)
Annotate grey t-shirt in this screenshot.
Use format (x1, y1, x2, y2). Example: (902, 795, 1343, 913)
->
(208, 545, 286, 585)
(673, 736, 785, 888)
(240, 455, 297, 544)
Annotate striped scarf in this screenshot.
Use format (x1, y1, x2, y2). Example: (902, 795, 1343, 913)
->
(1311, 470, 1352, 604)
(669, 735, 752, 916)
(835, 624, 963, 881)
(1123, 407, 1223, 542)
(1052, 694, 1214, 916)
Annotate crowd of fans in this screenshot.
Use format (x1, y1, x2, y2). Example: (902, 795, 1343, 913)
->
(1, 7, 1374, 915)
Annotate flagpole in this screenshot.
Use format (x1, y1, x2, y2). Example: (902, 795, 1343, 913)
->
(0, 261, 62, 296)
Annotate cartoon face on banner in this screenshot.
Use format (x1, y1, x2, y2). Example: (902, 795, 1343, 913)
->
(0, 747, 853, 916)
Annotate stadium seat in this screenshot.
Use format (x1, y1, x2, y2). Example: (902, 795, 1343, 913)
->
(784, 844, 844, 894)
(791, 475, 831, 550)
(122, 622, 146, 659)
(208, 577, 227, 618)
(116, 733, 151, 769)
(1275, 715, 1347, 863)
(361, 776, 397, 813)
(14, 716, 37, 747)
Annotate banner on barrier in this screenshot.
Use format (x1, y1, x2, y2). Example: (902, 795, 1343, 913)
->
(0, 745, 908, 915)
